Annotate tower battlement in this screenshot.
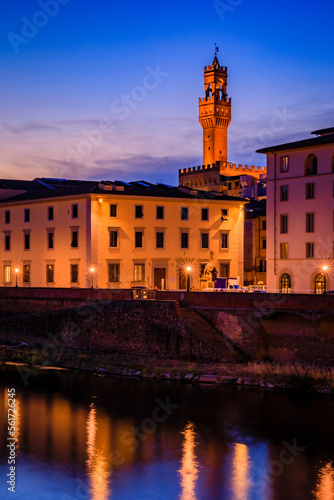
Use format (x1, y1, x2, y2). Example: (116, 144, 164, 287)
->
(199, 96, 231, 104)
(179, 162, 266, 178)
(204, 64, 227, 73)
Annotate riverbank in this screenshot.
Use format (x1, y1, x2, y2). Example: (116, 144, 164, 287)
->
(1, 345, 334, 396)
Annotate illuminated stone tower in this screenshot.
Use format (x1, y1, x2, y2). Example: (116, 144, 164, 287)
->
(199, 47, 231, 164)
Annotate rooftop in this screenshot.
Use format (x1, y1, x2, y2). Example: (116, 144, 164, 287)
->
(0, 178, 246, 204)
(256, 129, 334, 154)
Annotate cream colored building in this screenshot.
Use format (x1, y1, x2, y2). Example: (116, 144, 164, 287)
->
(257, 127, 334, 293)
(0, 178, 245, 289)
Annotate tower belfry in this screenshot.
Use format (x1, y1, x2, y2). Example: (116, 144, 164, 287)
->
(199, 47, 231, 164)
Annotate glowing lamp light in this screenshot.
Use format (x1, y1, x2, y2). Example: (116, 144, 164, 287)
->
(323, 265, 328, 271)
(98, 198, 103, 204)
(186, 266, 192, 272)
(90, 267, 95, 289)
(15, 268, 19, 287)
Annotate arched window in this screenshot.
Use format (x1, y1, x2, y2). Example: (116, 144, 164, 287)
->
(314, 273, 326, 294)
(331, 153, 334, 173)
(305, 154, 318, 176)
(280, 273, 291, 293)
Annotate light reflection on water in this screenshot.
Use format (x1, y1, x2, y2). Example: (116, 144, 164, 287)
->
(178, 421, 199, 500)
(314, 462, 334, 500)
(0, 366, 334, 499)
(231, 443, 251, 500)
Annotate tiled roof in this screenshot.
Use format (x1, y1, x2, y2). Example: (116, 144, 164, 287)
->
(0, 178, 246, 203)
(256, 132, 334, 154)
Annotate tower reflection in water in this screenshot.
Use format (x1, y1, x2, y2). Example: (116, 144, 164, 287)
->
(314, 462, 334, 500)
(178, 421, 199, 500)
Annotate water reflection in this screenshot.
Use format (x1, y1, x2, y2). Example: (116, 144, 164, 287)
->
(231, 443, 251, 500)
(314, 462, 334, 499)
(86, 402, 111, 500)
(178, 421, 199, 500)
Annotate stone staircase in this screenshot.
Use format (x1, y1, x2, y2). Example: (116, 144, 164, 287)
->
(177, 306, 242, 363)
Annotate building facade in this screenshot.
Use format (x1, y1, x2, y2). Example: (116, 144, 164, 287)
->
(258, 127, 334, 293)
(0, 179, 245, 289)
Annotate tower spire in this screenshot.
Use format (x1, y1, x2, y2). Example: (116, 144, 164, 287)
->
(199, 50, 231, 164)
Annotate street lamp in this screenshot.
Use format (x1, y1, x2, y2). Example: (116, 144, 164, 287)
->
(322, 265, 328, 293)
(90, 267, 95, 289)
(186, 266, 191, 291)
(15, 268, 19, 287)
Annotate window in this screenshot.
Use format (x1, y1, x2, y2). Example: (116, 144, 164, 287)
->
(220, 263, 229, 277)
(314, 273, 326, 294)
(156, 231, 164, 249)
(181, 207, 188, 220)
(280, 273, 291, 293)
(221, 232, 229, 249)
(262, 239, 266, 249)
(110, 204, 117, 218)
(181, 232, 188, 249)
(262, 220, 266, 230)
(280, 185, 288, 201)
(48, 206, 54, 221)
(135, 231, 143, 248)
(23, 265, 30, 283)
(280, 214, 288, 234)
(109, 230, 118, 248)
(306, 212, 314, 233)
(24, 209, 30, 222)
(46, 264, 54, 283)
(5, 211, 10, 224)
(306, 242, 314, 258)
(135, 205, 143, 219)
(134, 263, 145, 282)
(221, 209, 228, 220)
(4, 265, 11, 284)
(5, 234, 10, 251)
(259, 260, 267, 272)
(108, 263, 120, 283)
(156, 206, 164, 219)
(70, 264, 79, 283)
(72, 204, 78, 219)
(305, 154, 317, 176)
(201, 208, 209, 221)
(280, 156, 289, 172)
(71, 230, 78, 248)
(24, 233, 30, 250)
(48, 231, 54, 249)
(280, 243, 288, 259)
(306, 183, 315, 199)
(201, 232, 209, 249)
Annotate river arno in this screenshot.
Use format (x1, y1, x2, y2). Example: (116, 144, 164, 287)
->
(0, 364, 334, 500)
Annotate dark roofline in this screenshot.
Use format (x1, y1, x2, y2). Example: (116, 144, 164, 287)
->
(311, 127, 334, 136)
(256, 131, 334, 154)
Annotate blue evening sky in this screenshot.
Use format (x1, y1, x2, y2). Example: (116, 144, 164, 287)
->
(1, 0, 334, 184)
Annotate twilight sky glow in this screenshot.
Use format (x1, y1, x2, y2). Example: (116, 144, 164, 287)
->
(1, 0, 334, 185)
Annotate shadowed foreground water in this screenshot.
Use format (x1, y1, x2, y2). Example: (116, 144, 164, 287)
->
(1, 365, 334, 499)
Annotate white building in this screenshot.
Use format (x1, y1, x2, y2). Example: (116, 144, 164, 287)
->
(257, 127, 334, 293)
(0, 178, 245, 289)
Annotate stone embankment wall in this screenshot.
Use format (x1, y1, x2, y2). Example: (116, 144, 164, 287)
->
(0, 299, 215, 362)
(0, 288, 334, 365)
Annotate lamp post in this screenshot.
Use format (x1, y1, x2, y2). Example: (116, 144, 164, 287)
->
(322, 265, 328, 293)
(186, 266, 191, 291)
(90, 267, 95, 289)
(15, 268, 19, 287)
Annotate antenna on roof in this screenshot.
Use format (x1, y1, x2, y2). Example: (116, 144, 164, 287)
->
(215, 43, 219, 55)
